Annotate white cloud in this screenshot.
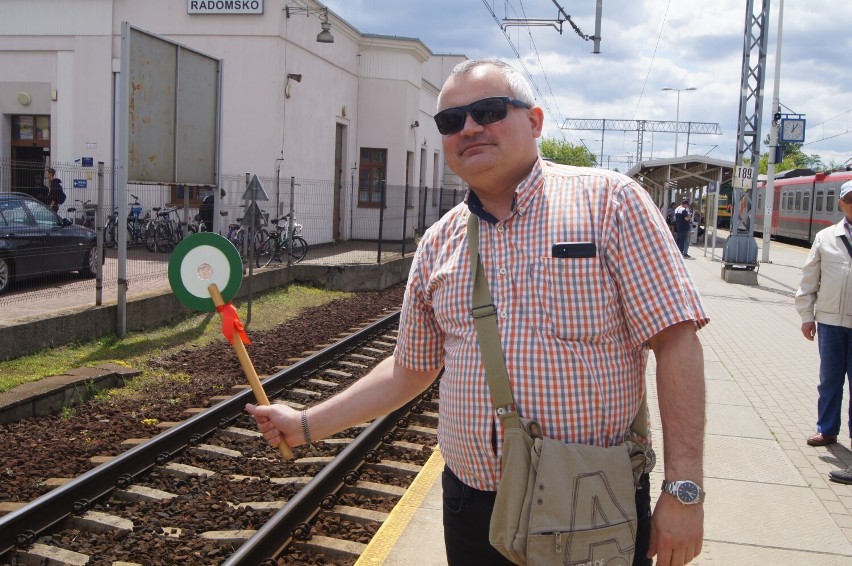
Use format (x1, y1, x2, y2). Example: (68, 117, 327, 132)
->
(324, 0, 852, 169)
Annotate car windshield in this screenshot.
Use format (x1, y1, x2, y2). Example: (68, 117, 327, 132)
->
(23, 198, 61, 228)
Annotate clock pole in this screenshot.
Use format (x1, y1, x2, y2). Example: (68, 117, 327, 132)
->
(762, 0, 784, 263)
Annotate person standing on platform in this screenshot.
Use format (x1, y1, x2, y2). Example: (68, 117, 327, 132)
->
(796, 181, 852, 485)
(675, 198, 692, 258)
(247, 58, 709, 566)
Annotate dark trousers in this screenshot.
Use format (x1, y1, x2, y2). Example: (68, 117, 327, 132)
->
(817, 322, 852, 436)
(442, 465, 652, 566)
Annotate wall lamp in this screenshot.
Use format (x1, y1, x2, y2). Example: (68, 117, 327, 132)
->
(286, 4, 335, 44)
(285, 73, 302, 98)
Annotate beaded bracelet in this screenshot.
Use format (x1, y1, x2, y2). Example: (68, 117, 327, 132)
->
(301, 409, 312, 444)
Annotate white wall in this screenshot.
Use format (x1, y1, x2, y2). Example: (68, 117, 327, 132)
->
(0, 0, 458, 242)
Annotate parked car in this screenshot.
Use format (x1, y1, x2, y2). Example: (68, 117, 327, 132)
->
(0, 192, 99, 294)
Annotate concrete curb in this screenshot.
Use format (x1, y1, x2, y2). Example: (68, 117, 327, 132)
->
(0, 362, 142, 425)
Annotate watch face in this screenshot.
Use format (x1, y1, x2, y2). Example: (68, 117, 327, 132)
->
(677, 481, 700, 503)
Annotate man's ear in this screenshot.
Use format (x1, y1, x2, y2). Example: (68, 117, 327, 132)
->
(529, 106, 545, 139)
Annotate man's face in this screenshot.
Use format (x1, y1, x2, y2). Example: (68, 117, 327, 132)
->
(839, 193, 852, 221)
(438, 65, 543, 190)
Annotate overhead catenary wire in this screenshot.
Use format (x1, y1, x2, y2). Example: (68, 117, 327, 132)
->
(480, 0, 582, 144)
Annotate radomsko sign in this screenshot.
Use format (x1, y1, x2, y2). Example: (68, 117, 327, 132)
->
(187, 0, 263, 14)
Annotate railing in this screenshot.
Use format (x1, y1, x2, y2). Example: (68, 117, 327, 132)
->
(0, 160, 467, 307)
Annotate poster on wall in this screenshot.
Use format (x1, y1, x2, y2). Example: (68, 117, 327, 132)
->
(19, 116, 34, 140)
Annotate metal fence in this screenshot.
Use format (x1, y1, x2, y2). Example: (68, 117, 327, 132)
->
(0, 159, 467, 308)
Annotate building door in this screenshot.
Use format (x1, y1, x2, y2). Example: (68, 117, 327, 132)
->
(333, 124, 344, 241)
(11, 114, 51, 197)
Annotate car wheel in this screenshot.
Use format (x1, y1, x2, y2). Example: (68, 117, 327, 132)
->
(81, 246, 98, 278)
(0, 256, 11, 294)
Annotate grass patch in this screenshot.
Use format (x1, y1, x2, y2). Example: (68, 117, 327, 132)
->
(0, 284, 351, 393)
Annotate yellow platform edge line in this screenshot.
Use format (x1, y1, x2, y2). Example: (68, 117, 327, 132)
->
(355, 446, 445, 566)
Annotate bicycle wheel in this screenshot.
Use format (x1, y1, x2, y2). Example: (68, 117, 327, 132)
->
(289, 236, 308, 263)
(155, 223, 175, 253)
(103, 219, 117, 248)
(145, 221, 158, 252)
(260, 236, 280, 268)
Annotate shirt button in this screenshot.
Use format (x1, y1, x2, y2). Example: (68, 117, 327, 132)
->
(500, 311, 507, 319)
(497, 225, 505, 233)
(519, 206, 525, 213)
(499, 267, 507, 276)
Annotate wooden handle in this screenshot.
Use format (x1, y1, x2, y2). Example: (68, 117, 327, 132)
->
(208, 284, 293, 460)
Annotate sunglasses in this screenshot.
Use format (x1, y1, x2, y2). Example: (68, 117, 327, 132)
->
(434, 96, 531, 135)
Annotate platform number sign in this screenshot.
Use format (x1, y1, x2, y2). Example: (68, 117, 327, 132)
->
(733, 165, 754, 189)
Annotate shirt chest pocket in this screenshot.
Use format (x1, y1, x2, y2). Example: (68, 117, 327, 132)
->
(529, 257, 613, 340)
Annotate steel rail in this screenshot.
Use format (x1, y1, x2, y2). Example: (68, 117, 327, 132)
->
(0, 311, 401, 559)
(223, 388, 435, 565)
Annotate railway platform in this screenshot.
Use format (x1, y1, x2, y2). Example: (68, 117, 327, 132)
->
(357, 238, 852, 566)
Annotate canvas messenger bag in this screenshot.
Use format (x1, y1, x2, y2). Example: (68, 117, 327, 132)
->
(467, 213, 656, 565)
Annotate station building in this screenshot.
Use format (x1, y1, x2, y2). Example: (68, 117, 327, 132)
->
(0, 0, 467, 243)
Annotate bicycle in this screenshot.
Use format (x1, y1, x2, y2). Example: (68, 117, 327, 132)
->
(151, 206, 185, 253)
(104, 194, 147, 248)
(257, 213, 308, 267)
(66, 199, 97, 229)
(226, 219, 267, 263)
(188, 214, 208, 234)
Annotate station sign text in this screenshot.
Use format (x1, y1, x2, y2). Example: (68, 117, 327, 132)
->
(187, 0, 263, 14)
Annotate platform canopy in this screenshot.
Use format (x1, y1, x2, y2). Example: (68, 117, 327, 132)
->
(625, 155, 735, 193)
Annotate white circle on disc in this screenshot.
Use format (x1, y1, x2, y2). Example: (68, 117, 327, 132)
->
(179, 245, 232, 299)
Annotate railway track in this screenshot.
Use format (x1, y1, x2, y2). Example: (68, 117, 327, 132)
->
(0, 311, 440, 565)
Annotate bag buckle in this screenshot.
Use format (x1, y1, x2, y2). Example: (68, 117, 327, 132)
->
(471, 304, 497, 319)
(495, 403, 517, 417)
(641, 445, 657, 474)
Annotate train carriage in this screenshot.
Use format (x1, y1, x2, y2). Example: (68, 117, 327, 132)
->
(755, 168, 852, 244)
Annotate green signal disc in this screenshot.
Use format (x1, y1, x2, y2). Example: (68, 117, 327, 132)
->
(168, 232, 242, 312)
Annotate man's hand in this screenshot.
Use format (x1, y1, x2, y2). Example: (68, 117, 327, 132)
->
(648, 494, 704, 566)
(246, 403, 304, 448)
(801, 321, 816, 341)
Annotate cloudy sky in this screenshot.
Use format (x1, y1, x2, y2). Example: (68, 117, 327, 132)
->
(322, 0, 851, 171)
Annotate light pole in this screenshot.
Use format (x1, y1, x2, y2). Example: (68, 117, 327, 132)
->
(661, 87, 697, 157)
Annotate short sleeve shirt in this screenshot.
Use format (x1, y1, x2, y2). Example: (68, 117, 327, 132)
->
(394, 159, 708, 491)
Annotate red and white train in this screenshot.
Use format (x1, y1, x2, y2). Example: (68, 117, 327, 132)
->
(754, 168, 852, 244)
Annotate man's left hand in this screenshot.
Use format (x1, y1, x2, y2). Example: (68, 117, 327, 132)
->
(648, 493, 704, 566)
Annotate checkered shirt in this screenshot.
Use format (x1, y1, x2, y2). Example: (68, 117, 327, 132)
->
(394, 159, 709, 491)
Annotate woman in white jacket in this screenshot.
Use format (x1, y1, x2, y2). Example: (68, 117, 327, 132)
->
(796, 180, 852, 484)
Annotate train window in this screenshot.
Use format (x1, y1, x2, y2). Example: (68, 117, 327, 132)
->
(827, 190, 835, 213)
(794, 191, 802, 211)
(787, 192, 794, 210)
(803, 193, 810, 213)
(815, 190, 824, 212)
(757, 193, 763, 212)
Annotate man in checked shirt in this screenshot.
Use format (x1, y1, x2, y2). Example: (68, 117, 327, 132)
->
(248, 58, 708, 566)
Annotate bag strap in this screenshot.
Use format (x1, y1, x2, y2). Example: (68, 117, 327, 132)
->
(840, 234, 852, 259)
(466, 212, 649, 438)
(468, 212, 522, 429)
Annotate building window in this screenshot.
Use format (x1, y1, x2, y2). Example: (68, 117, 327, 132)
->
(359, 148, 386, 206)
(169, 185, 205, 207)
(12, 115, 50, 142)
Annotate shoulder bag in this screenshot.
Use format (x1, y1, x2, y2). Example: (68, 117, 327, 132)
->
(467, 213, 656, 566)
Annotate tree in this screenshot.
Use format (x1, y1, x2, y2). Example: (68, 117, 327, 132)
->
(756, 136, 825, 174)
(538, 137, 597, 167)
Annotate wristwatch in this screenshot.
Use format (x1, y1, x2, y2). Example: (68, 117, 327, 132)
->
(661, 480, 705, 505)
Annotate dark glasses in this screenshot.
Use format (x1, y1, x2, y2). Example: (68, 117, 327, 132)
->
(434, 96, 531, 135)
